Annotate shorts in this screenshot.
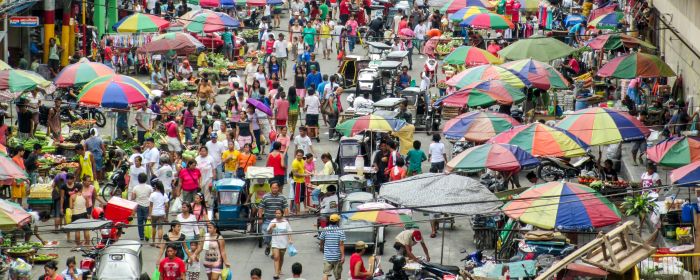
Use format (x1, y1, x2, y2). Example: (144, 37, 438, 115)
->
(273, 8, 282, 15)
(73, 212, 88, 220)
(323, 261, 343, 279)
(167, 136, 182, 152)
(199, 98, 209, 110)
(306, 114, 319, 127)
(151, 215, 166, 225)
(278, 57, 287, 70)
(631, 139, 645, 155)
(94, 153, 104, 171)
(322, 38, 332, 50)
(48, 59, 60, 73)
(430, 161, 445, 173)
(296, 88, 306, 99)
(293, 182, 306, 204)
(237, 135, 253, 148)
(205, 266, 223, 274)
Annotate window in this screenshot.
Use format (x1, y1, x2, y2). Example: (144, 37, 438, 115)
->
(219, 191, 240, 205)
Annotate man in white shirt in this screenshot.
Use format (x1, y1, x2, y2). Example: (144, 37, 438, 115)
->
(142, 138, 160, 179)
(353, 92, 374, 110)
(205, 133, 226, 180)
(156, 160, 174, 196)
(293, 126, 315, 155)
(131, 173, 153, 241)
(414, 20, 427, 53)
(428, 134, 446, 173)
(304, 89, 322, 140)
(244, 57, 259, 90)
(319, 185, 339, 214)
(273, 33, 289, 80)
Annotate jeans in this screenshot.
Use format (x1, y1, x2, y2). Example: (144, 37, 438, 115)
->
(348, 35, 357, 52)
(137, 131, 146, 145)
(136, 205, 149, 240)
(407, 44, 414, 69)
(184, 127, 193, 143)
(262, 219, 272, 245)
(216, 164, 224, 181)
(311, 188, 321, 205)
(328, 115, 339, 139)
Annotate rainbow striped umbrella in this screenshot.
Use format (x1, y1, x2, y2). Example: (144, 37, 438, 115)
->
(597, 52, 675, 78)
(502, 182, 622, 230)
(0, 154, 27, 182)
(77, 74, 151, 109)
(54, 61, 115, 88)
(335, 114, 407, 136)
(185, 10, 240, 33)
(586, 34, 656, 51)
(670, 161, 700, 186)
(440, 0, 493, 13)
(460, 13, 514, 30)
(447, 143, 539, 172)
(0, 198, 31, 230)
(489, 123, 590, 158)
(449, 6, 490, 21)
(442, 111, 521, 142)
(501, 59, 570, 90)
(647, 136, 700, 168)
(0, 69, 51, 92)
(443, 46, 502, 66)
(112, 13, 169, 33)
(139, 32, 205, 55)
(435, 86, 525, 108)
(447, 65, 529, 89)
(556, 107, 650, 146)
(0, 60, 10, 70)
(198, 0, 235, 8)
(349, 202, 413, 226)
(587, 12, 623, 30)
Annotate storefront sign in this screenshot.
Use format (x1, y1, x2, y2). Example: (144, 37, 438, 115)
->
(9, 16, 39, 27)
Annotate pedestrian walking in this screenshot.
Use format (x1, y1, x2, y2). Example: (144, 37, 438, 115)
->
(195, 146, 216, 203)
(428, 134, 446, 173)
(159, 245, 187, 280)
(157, 221, 190, 264)
(319, 214, 345, 280)
(267, 209, 293, 279)
(203, 222, 231, 280)
(405, 140, 427, 176)
(149, 180, 168, 247)
(258, 182, 289, 256)
(131, 173, 152, 241)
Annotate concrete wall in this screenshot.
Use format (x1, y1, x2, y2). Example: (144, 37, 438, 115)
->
(652, 0, 700, 108)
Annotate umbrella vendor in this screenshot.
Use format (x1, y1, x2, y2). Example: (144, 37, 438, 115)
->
(393, 228, 430, 262)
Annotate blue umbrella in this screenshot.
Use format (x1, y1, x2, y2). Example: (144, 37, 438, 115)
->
(267, 0, 284, 5)
(564, 14, 586, 27)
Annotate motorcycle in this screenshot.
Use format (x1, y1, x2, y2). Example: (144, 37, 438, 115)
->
(60, 103, 107, 127)
(243, 9, 259, 28)
(383, 255, 466, 280)
(425, 106, 441, 135)
(76, 239, 143, 280)
(479, 172, 506, 192)
(509, 239, 575, 270)
(536, 154, 600, 182)
(100, 162, 129, 201)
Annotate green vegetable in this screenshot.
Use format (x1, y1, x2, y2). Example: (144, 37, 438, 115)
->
(169, 79, 188, 91)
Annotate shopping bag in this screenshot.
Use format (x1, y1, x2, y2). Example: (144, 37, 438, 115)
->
(288, 244, 298, 257)
(221, 267, 232, 280)
(144, 219, 152, 240)
(65, 208, 72, 224)
(169, 197, 183, 214)
(152, 268, 160, 280)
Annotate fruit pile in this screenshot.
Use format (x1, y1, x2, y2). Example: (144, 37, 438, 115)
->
(71, 119, 97, 129)
(163, 95, 186, 113)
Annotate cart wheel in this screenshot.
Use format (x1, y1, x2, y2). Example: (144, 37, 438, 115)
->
(378, 242, 384, 255)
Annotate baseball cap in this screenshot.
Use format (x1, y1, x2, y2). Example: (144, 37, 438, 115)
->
(412, 230, 423, 242)
(329, 214, 341, 222)
(355, 241, 368, 250)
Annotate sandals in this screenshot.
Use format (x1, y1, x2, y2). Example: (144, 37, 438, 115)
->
(430, 233, 437, 238)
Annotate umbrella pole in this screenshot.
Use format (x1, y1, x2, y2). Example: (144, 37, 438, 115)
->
(440, 215, 445, 265)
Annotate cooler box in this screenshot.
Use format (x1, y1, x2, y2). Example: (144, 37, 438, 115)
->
(104, 197, 137, 223)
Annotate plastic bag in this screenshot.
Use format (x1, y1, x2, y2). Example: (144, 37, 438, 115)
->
(288, 244, 298, 257)
(221, 267, 232, 280)
(65, 208, 72, 224)
(144, 219, 152, 240)
(169, 196, 183, 214)
(152, 267, 160, 280)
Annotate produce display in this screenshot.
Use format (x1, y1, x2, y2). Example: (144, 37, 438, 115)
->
(55, 162, 79, 172)
(162, 95, 187, 113)
(239, 29, 259, 40)
(29, 184, 53, 199)
(168, 79, 188, 91)
(435, 36, 463, 56)
(71, 119, 97, 129)
(114, 139, 140, 152)
(7, 242, 41, 255)
(30, 254, 58, 263)
(579, 176, 629, 189)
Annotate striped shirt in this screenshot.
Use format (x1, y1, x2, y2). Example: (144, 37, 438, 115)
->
(260, 193, 288, 219)
(319, 225, 345, 261)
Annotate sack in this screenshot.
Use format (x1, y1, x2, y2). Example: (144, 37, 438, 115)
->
(288, 244, 298, 257)
(221, 267, 232, 280)
(152, 268, 160, 280)
(144, 219, 152, 240)
(169, 197, 183, 214)
(65, 208, 72, 224)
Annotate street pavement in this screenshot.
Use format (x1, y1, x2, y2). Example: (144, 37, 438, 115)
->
(25, 11, 481, 280)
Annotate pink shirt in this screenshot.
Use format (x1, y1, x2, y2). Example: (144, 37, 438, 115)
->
(346, 20, 358, 34)
(165, 121, 178, 137)
(277, 135, 290, 152)
(275, 99, 290, 120)
(183, 109, 195, 128)
(266, 40, 275, 55)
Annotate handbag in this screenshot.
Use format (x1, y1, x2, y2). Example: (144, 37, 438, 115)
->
(288, 244, 298, 257)
(236, 155, 254, 178)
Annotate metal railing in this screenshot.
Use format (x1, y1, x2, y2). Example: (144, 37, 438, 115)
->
(639, 253, 700, 279)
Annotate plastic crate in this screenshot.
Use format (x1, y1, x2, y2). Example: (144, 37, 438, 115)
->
(27, 198, 53, 205)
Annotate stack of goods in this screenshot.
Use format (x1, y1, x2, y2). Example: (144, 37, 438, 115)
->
(555, 90, 575, 112)
(28, 183, 53, 213)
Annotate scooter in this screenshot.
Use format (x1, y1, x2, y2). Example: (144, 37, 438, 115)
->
(384, 255, 466, 280)
(60, 102, 107, 127)
(100, 162, 129, 201)
(536, 153, 600, 182)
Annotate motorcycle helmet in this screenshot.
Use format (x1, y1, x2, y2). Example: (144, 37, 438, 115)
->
(91, 207, 104, 219)
(329, 214, 341, 222)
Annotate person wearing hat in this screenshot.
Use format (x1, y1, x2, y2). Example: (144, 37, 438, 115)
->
(350, 241, 375, 280)
(205, 132, 226, 180)
(394, 229, 430, 262)
(319, 213, 345, 280)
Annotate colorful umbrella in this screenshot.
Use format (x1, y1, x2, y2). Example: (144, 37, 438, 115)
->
(185, 10, 240, 33)
(443, 46, 502, 66)
(502, 182, 622, 230)
(0, 69, 51, 92)
(460, 80, 524, 97)
(447, 65, 529, 89)
(442, 111, 521, 142)
(434, 86, 525, 108)
(0, 60, 11, 70)
(670, 161, 700, 186)
(399, 28, 415, 37)
(498, 34, 575, 62)
(589, 3, 618, 23)
(587, 12, 623, 30)
(77, 74, 151, 109)
(0, 143, 6, 155)
(112, 13, 169, 33)
(646, 136, 700, 168)
(54, 61, 115, 88)
(586, 34, 656, 51)
(199, 0, 235, 8)
(246, 98, 272, 116)
(447, 143, 539, 172)
(336, 114, 407, 136)
(349, 202, 413, 226)
(597, 52, 675, 78)
(556, 107, 650, 146)
(440, 0, 493, 13)
(564, 13, 586, 27)
(0, 154, 27, 182)
(138, 32, 204, 55)
(0, 198, 31, 230)
(267, 0, 284, 5)
(501, 59, 570, 90)
(449, 6, 490, 22)
(247, 0, 266, 6)
(489, 123, 590, 158)
(460, 13, 514, 30)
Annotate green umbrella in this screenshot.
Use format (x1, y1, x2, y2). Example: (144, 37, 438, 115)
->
(0, 69, 51, 92)
(498, 34, 575, 62)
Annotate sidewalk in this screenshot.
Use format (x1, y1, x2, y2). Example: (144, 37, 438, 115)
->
(619, 142, 671, 184)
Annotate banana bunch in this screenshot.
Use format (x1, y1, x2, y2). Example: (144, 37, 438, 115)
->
(574, 72, 593, 87)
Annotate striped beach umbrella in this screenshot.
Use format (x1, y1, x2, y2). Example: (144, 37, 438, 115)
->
(502, 182, 622, 230)
(460, 13, 514, 30)
(54, 61, 115, 88)
(489, 123, 590, 158)
(587, 12, 623, 30)
(442, 111, 521, 142)
(501, 59, 570, 90)
(447, 65, 529, 89)
(0, 69, 51, 92)
(449, 6, 490, 21)
(336, 114, 407, 136)
(647, 136, 700, 168)
(556, 107, 650, 146)
(139, 32, 205, 55)
(671, 161, 700, 186)
(443, 46, 502, 66)
(447, 143, 539, 172)
(586, 34, 656, 51)
(77, 75, 151, 109)
(597, 52, 675, 78)
(440, 0, 493, 13)
(112, 13, 169, 33)
(185, 10, 240, 33)
(435, 86, 525, 108)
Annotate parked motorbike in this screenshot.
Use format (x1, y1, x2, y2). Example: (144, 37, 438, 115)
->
(536, 154, 600, 182)
(480, 172, 506, 192)
(60, 103, 107, 127)
(425, 106, 441, 135)
(100, 162, 129, 201)
(243, 9, 259, 28)
(383, 255, 466, 280)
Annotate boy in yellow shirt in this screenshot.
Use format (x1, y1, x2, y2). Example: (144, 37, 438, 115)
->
(222, 141, 240, 178)
(291, 149, 309, 214)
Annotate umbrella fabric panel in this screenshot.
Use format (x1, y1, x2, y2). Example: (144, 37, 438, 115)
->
(556, 108, 650, 146)
(490, 123, 589, 157)
(442, 111, 520, 142)
(0, 70, 51, 92)
(113, 13, 169, 33)
(447, 144, 539, 172)
(449, 6, 490, 21)
(647, 137, 700, 167)
(670, 161, 700, 186)
(597, 53, 675, 78)
(497, 35, 575, 62)
(0, 155, 28, 181)
(447, 65, 529, 89)
(460, 13, 514, 30)
(54, 62, 115, 88)
(443, 46, 502, 66)
(501, 59, 570, 90)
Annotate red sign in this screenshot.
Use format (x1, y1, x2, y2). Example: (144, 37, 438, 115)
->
(9, 16, 39, 27)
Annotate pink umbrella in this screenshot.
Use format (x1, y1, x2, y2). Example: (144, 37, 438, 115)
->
(399, 28, 415, 37)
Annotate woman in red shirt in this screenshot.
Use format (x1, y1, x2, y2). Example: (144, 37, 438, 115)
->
(178, 160, 202, 203)
(267, 142, 286, 186)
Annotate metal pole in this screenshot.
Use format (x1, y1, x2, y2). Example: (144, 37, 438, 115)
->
(440, 215, 445, 265)
(3, 16, 7, 62)
(82, 0, 87, 56)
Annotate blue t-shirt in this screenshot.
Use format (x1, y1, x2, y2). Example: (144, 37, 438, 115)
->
(569, 23, 583, 35)
(319, 225, 346, 261)
(316, 81, 329, 99)
(305, 72, 322, 90)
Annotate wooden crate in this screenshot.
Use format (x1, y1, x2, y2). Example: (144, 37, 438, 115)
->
(442, 106, 462, 120)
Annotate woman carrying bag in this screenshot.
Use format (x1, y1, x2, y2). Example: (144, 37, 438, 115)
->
(203, 222, 231, 280)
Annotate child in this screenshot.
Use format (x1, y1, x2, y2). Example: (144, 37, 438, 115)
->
(405, 140, 427, 176)
(304, 153, 315, 207)
(389, 158, 407, 181)
(186, 241, 201, 280)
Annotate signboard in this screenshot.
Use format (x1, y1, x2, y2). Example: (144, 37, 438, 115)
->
(9, 16, 39, 27)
